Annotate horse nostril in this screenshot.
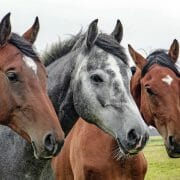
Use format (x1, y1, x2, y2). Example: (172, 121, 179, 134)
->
(169, 136, 175, 147)
(127, 129, 140, 145)
(128, 129, 137, 141)
(44, 133, 56, 153)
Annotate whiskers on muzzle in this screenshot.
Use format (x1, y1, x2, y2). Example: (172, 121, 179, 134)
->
(111, 139, 131, 161)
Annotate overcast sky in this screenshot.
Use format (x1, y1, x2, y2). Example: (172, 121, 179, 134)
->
(2, 0, 180, 61)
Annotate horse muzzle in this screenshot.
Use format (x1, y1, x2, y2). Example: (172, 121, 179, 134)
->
(166, 136, 180, 158)
(31, 132, 64, 159)
(117, 129, 149, 155)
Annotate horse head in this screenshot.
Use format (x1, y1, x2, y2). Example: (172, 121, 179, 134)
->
(129, 40, 180, 158)
(0, 13, 64, 159)
(70, 19, 149, 157)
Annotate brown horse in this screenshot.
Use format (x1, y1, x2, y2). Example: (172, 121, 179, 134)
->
(52, 118, 147, 180)
(51, 20, 148, 180)
(0, 13, 64, 159)
(129, 40, 180, 158)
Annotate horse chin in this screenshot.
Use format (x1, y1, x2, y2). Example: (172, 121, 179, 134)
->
(166, 146, 180, 158)
(167, 151, 180, 158)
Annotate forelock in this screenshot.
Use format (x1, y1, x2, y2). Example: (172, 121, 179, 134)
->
(8, 33, 39, 60)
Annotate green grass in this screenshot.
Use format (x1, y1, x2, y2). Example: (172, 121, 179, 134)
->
(144, 136, 180, 180)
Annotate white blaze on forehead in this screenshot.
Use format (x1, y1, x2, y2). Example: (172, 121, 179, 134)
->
(162, 74, 173, 85)
(107, 54, 140, 109)
(23, 56, 37, 74)
(107, 55, 124, 83)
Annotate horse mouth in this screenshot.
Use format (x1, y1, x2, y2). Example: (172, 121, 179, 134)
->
(31, 141, 55, 160)
(116, 138, 138, 158)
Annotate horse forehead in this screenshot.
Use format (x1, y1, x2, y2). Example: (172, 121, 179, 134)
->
(23, 56, 37, 74)
(105, 54, 126, 82)
(147, 65, 174, 79)
(0, 44, 19, 61)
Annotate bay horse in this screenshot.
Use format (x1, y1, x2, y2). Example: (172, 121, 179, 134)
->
(0, 13, 64, 159)
(43, 19, 149, 179)
(0, 14, 61, 179)
(129, 41, 180, 158)
(52, 118, 147, 180)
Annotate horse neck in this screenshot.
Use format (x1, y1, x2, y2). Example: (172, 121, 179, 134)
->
(46, 52, 79, 136)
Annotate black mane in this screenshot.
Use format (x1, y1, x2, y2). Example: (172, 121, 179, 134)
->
(43, 32, 82, 66)
(43, 31, 128, 67)
(142, 49, 180, 77)
(96, 34, 127, 64)
(8, 33, 39, 60)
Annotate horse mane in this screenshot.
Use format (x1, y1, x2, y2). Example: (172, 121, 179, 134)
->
(43, 31, 128, 67)
(43, 31, 83, 67)
(95, 34, 128, 64)
(147, 49, 168, 59)
(142, 49, 180, 77)
(8, 33, 39, 60)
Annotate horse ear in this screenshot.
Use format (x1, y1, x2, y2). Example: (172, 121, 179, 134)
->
(111, 19, 123, 43)
(0, 13, 11, 47)
(23, 17, 39, 44)
(168, 39, 179, 63)
(86, 19, 98, 49)
(128, 44, 147, 70)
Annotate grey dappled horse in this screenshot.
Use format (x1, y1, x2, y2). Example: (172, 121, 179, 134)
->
(46, 20, 148, 154)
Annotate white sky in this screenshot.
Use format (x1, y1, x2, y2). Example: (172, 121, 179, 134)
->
(2, 0, 180, 60)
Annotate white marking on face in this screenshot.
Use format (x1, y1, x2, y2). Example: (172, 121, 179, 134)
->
(106, 55, 124, 84)
(23, 56, 37, 74)
(106, 55, 145, 126)
(162, 74, 173, 85)
(106, 55, 127, 105)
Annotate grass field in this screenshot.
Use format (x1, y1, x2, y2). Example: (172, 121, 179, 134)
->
(143, 136, 180, 180)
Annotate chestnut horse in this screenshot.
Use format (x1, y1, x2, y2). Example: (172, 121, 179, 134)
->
(52, 118, 147, 180)
(43, 19, 149, 179)
(0, 13, 64, 159)
(129, 40, 180, 158)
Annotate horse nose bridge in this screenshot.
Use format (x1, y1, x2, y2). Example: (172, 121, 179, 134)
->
(32, 92, 58, 120)
(125, 102, 147, 131)
(28, 92, 64, 141)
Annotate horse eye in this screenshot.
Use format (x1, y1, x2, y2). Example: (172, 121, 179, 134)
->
(145, 87, 156, 96)
(6, 71, 18, 82)
(90, 74, 103, 83)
